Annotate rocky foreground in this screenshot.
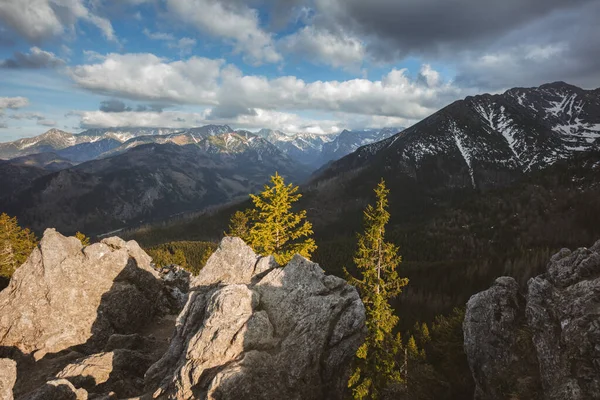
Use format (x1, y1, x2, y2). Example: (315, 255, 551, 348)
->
(464, 239, 600, 400)
(0, 230, 366, 399)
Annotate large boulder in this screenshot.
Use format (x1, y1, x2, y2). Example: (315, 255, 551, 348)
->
(0, 229, 164, 360)
(464, 240, 600, 400)
(145, 237, 366, 400)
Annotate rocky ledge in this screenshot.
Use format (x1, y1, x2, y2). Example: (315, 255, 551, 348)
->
(0, 231, 365, 399)
(464, 239, 600, 400)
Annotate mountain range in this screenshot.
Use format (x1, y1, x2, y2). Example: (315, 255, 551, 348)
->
(0, 125, 400, 168)
(316, 81, 600, 190)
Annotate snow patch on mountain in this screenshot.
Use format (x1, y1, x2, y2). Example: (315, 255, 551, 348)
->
(450, 122, 476, 188)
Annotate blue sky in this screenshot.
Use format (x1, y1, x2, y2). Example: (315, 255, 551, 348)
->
(1, 0, 598, 141)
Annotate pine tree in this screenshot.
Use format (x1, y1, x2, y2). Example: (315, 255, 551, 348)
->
(0, 213, 38, 278)
(243, 172, 316, 265)
(346, 179, 409, 399)
(227, 210, 251, 241)
(75, 231, 90, 247)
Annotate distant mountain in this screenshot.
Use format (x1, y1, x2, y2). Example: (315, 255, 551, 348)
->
(55, 139, 121, 163)
(77, 127, 185, 142)
(0, 129, 92, 159)
(316, 82, 600, 190)
(254, 129, 337, 166)
(0, 124, 401, 170)
(319, 127, 402, 164)
(1, 134, 310, 235)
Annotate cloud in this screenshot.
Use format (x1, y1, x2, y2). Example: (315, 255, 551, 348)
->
(0, 47, 66, 69)
(9, 112, 56, 125)
(279, 26, 365, 69)
(0, 97, 29, 110)
(164, 0, 281, 64)
(312, 0, 593, 58)
(0, 0, 116, 43)
(7, 111, 57, 126)
(69, 53, 224, 103)
(99, 99, 168, 113)
(453, 1, 600, 89)
(69, 53, 463, 122)
(99, 99, 132, 113)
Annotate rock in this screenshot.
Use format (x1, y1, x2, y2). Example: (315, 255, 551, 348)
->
(0, 229, 164, 359)
(55, 349, 154, 397)
(463, 277, 524, 400)
(157, 265, 191, 312)
(464, 239, 600, 400)
(0, 358, 17, 400)
(526, 240, 600, 400)
(23, 379, 88, 400)
(145, 238, 366, 400)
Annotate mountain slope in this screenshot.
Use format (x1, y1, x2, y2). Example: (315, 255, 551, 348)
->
(0, 161, 50, 201)
(1, 137, 310, 235)
(8, 152, 74, 171)
(317, 82, 600, 190)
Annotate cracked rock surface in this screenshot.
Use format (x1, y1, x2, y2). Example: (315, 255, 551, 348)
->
(0, 229, 163, 359)
(464, 239, 600, 400)
(145, 237, 366, 400)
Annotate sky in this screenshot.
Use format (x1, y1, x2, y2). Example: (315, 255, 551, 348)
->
(0, 0, 599, 141)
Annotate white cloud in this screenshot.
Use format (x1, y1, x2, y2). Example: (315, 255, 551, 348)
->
(69, 53, 223, 103)
(69, 53, 463, 122)
(0, 97, 29, 110)
(165, 0, 281, 64)
(0, 0, 116, 43)
(279, 26, 365, 69)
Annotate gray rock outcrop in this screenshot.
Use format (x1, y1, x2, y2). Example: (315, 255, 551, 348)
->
(463, 277, 525, 400)
(0, 229, 164, 359)
(145, 237, 366, 400)
(464, 240, 600, 400)
(0, 358, 17, 400)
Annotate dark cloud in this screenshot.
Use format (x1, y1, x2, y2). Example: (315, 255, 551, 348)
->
(206, 104, 257, 120)
(8, 112, 57, 126)
(99, 99, 168, 113)
(315, 0, 593, 57)
(0, 47, 65, 69)
(99, 99, 132, 113)
(295, 0, 600, 89)
(452, 1, 600, 89)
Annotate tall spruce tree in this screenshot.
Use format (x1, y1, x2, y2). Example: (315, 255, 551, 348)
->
(238, 172, 316, 265)
(0, 213, 38, 278)
(346, 179, 409, 399)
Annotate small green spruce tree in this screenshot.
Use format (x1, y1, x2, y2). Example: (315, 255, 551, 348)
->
(0, 213, 38, 278)
(346, 179, 409, 399)
(240, 172, 316, 265)
(227, 210, 251, 241)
